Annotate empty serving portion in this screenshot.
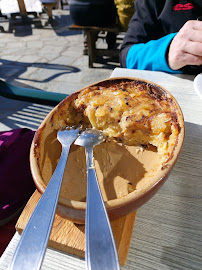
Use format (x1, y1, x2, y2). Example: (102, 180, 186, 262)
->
(30, 77, 184, 223)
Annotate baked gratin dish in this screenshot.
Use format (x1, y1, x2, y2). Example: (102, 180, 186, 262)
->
(30, 78, 184, 223)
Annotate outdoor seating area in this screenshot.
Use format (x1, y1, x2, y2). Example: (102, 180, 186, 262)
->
(0, 0, 64, 30)
(68, 24, 123, 68)
(0, 0, 123, 65)
(0, 1, 202, 270)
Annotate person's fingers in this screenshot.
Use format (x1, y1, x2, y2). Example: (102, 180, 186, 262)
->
(178, 21, 202, 43)
(183, 41, 202, 57)
(168, 20, 202, 70)
(183, 20, 202, 31)
(188, 29, 202, 43)
(191, 20, 202, 30)
(181, 53, 202, 67)
(168, 48, 202, 70)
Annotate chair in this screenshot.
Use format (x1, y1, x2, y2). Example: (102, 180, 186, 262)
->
(60, 0, 68, 9)
(41, 0, 57, 22)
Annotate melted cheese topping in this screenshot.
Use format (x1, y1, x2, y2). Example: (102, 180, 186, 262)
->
(66, 80, 180, 162)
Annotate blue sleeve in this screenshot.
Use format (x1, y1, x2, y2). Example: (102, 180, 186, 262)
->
(126, 33, 182, 74)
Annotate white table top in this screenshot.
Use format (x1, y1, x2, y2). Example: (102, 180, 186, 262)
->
(0, 0, 42, 14)
(1, 68, 202, 270)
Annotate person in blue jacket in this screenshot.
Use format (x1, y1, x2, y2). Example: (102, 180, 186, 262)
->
(120, 0, 202, 74)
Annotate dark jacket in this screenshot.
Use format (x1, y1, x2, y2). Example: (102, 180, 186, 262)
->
(120, 0, 202, 74)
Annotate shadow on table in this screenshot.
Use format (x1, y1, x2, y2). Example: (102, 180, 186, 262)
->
(0, 95, 53, 130)
(160, 121, 202, 270)
(123, 121, 202, 270)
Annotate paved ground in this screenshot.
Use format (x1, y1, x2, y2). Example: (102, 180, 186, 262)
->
(0, 7, 122, 256)
(0, 7, 121, 131)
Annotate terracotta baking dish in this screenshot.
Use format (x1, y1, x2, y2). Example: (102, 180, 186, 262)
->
(30, 77, 184, 224)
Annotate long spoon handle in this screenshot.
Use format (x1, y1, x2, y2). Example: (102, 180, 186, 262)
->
(85, 147, 120, 270)
(8, 146, 70, 270)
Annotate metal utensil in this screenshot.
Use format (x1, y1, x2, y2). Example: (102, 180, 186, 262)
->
(74, 129, 120, 270)
(8, 127, 80, 270)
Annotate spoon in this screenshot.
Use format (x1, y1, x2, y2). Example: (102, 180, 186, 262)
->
(74, 129, 120, 270)
(8, 127, 80, 270)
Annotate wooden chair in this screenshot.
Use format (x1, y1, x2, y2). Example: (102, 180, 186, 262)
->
(68, 24, 121, 68)
(41, 0, 57, 22)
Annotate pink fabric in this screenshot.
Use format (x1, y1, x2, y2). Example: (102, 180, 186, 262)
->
(0, 128, 36, 224)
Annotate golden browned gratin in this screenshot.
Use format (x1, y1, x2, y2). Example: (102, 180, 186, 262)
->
(30, 77, 185, 223)
(63, 79, 180, 164)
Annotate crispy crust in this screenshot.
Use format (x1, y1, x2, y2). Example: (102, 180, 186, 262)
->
(60, 78, 181, 164)
(30, 77, 184, 223)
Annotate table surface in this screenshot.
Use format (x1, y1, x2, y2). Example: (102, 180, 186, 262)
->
(0, 0, 42, 14)
(1, 68, 202, 270)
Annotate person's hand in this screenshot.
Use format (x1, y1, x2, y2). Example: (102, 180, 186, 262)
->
(168, 20, 202, 70)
